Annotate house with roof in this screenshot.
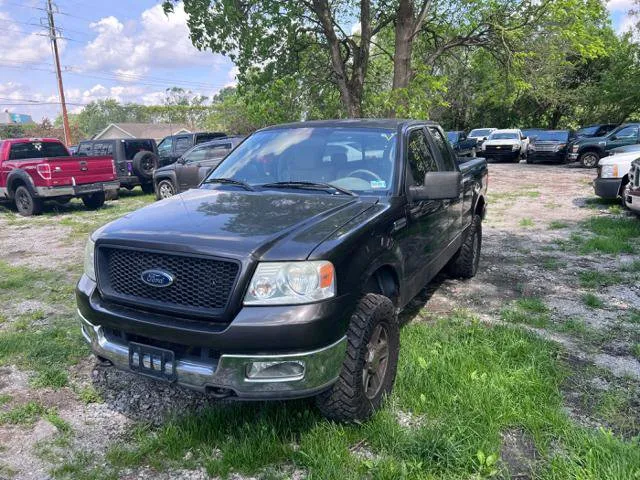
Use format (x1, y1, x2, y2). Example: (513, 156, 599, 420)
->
(93, 123, 191, 142)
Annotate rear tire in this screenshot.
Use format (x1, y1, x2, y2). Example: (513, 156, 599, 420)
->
(448, 214, 482, 279)
(579, 151, 600, 168)
(14, 185, 42, 216)
(155, 179, 176, 200)
(315, 293, 399, 423)
(82, 191, 106, 210)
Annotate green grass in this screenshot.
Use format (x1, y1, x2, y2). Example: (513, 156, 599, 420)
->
(0, 401, 47, 426)
(622, 310, 640, 325)
(582, 293, 604, 309)
(578, 217, 640, 254)
(632, 344, 640, 361)
(519, 218, 535, 228)
(489, 190, 540, 202)
(52, 317, 640, 479)
(501, 297, 551, 328)
(541, 257, 566, 270)
(579, 270, 623, 289)
(548, 220, 568, 230)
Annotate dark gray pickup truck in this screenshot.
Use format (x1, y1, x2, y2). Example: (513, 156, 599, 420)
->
(77, 119, 488, 422)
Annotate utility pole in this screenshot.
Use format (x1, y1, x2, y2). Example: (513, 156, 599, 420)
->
(45, 0, 71, 146)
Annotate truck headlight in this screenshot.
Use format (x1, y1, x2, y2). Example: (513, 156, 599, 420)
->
(572, 145, 579, 153)
(244, 261, 335, 305)
(512, 144, 519, 151)
(84, 238, 96, 281)
(600, 165, 619, 178)
(481, 144, 487, 151)
(555, 143, 567, 152)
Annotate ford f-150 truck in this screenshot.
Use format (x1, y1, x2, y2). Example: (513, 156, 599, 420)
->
(77, 120, 488, 422)
(0, 138, 119, 216)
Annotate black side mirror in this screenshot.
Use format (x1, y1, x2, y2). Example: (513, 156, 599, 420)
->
(409, 171, 462, 201)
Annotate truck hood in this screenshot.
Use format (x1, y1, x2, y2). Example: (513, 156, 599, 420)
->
(598, 151, 640, 167)
(94, 187, 378, 261)
(483, 139, 519, 147)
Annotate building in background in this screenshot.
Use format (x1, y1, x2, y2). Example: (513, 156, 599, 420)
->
(0, 110, 34, 125)
(93, 123, 191, 142)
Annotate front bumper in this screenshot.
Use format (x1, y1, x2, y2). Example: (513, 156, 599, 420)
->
(625, 187, 640, 213)
(593, 177, 622, 199)
(481, 149, 520, 161)
(528, 151, 566, 163)
(35, 180, 120, 198)
(79, 309, 346, 398)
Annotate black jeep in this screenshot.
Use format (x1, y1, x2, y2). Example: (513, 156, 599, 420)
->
(76, 138, 159, 193)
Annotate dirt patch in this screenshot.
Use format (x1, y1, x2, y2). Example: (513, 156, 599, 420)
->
(499, 428, 539, 479)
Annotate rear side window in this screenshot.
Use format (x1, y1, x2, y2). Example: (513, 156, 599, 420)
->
(92, 142, 113, 156)
(407, 129, 438, 186)
(174, 136, 192, 155)
(124, 140, 155, 160)
(9, 141, 69, 160)
(428, 127, 457, 171)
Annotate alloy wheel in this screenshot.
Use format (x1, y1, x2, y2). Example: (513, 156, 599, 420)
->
(362, 323, 390, 400)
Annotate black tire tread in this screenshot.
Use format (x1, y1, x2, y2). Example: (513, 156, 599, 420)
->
(315, 293, 398, 422)
(14, 185, 43, 216)
(449, 214, 482, 279)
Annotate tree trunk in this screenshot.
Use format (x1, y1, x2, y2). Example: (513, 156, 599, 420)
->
(393, 0, 414, 90)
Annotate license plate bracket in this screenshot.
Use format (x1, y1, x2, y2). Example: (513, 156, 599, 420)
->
(128, 342, 177, 381)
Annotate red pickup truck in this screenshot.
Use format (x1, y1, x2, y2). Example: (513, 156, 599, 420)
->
(0, 138, 119, 216)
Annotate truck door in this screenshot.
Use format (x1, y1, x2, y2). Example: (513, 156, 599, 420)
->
(176, 145, 207, 191)
(400, 127, 449, 295)
(606, 125, 639, 151)
(427, 126, 464, 244)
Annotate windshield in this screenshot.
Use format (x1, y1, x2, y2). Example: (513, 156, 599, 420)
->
(206, 127, 397, 194)
(469, 129, 492, 137)
(489, 132, 519, 140)
(577, 126, 599, 136)
(9, 141, 69, 160)
(446, 132, 459, 142)
(533, 131, 569, 142)
(124, 140, 155, 159)
(522, 129, 542, 138)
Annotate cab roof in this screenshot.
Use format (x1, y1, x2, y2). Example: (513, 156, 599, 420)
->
(261, 119, 438, 131)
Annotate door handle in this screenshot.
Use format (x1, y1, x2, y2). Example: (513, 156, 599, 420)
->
(392, 218, 407, 233)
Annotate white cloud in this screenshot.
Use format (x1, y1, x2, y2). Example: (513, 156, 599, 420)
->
(0, 11, 55, 63)
(607, 0, 635, 12)
(83, 2, 224, 74)
(225, 66, 239, 88)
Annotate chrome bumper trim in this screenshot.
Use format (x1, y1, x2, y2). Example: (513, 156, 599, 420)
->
(78, 310, 346, 397)
(36, 181, 120, 197)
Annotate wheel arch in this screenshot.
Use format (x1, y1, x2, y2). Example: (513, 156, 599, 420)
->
(362, 264, 400, 307)
(7, 170, 36, 199)
(618, 174, 629, 196)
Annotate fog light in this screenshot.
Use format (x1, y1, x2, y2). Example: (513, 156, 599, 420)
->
(246, 360, 305, 380)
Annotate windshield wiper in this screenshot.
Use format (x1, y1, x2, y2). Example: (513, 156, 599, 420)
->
(201, 177, 255, 191)
(260, 181, 356, 197)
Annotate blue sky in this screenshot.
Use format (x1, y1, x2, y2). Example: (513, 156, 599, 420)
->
(0, 0, 636, 122)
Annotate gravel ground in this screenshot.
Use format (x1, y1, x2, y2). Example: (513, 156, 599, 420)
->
(0, 162, 638, 479)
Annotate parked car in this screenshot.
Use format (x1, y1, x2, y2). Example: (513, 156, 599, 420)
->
(157, 131, 227, 167)
(623, 158, 640, 214)
(569, 123, 640, 168)
(77, 138, 159, 193)
(154, 136, 244, 199)
(608, 144, 640, 155)
(576, 124, 618, 139)
(77, 119, 488, 422)
(593, 150, 640, 203)
(526, 130, 576, 164)
(446, 131, 477, 157)
(521, 128, 545, 141)
(0, 138, 119, 216)
(481, 129, 529, 162)
(467, 128, 496, 146)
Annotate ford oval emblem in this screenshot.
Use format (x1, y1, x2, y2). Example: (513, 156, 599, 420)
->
(140, 270, 174, 288)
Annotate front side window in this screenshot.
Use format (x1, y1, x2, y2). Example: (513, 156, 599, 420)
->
(9, 141, 69, 160)
(183, 146, 208, 164)
(207, 127, 397, 194)
(158, 137, 172, 155)
(202, 143, 232, 159)
(429, 127, 456, 171)
(613, 126, 638, 139)
(407, 129, 438, 186)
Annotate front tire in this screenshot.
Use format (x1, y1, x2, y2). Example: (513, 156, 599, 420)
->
(14, 185, 43, 216)
(82, 191, 106, 210)
(448, 214, 482, 279)
(315, 293, 399, 423)
(579, 151, 600, 168)
(155, 179, 176, 200)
